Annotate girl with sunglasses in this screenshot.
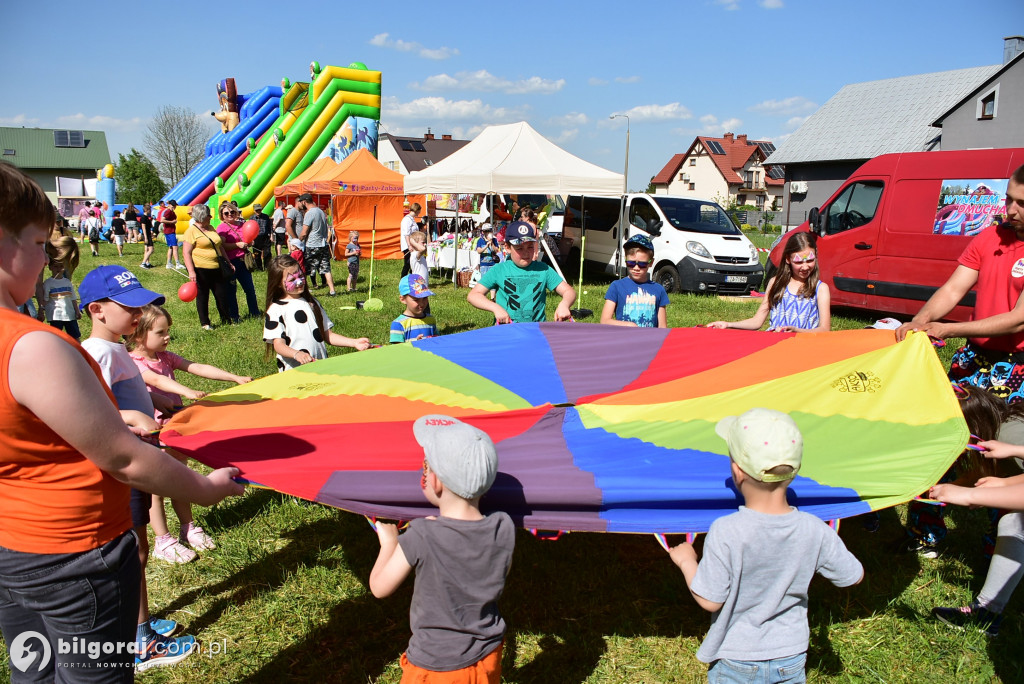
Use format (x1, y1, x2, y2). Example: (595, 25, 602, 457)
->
(707, 232, 831, 333)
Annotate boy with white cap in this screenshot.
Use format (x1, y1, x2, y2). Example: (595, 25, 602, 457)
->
(369, 415, 514, 683)
(669, 408, 863, 682)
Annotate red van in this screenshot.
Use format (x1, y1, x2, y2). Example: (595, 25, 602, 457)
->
(767, 148, 1024, 321)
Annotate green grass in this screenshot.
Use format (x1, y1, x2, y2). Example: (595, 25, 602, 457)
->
(5, 235, 1018, 683)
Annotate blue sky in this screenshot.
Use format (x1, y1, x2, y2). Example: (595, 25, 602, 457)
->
(2, 0, 1021, 189)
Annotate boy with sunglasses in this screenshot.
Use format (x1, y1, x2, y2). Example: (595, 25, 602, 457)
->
(600, 234, 669, 328)
(468, 221, 575, 324)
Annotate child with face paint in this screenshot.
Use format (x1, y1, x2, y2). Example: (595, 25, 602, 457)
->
(262, 255, 370, 372)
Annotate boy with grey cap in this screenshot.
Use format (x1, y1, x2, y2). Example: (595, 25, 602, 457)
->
(369, 415, 514, 682)
(669, 408, 863, 682)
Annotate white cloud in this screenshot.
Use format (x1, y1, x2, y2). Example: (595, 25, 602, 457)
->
(682, 114, 744, 136)
(381, 96, 526, 128)
(368, 33, 459, 60)
(759, 0, 784, 7)
(716, 0, 784, 9)
(551, 129, 579, 144)
(715, 0, 740, 9)
(785, 115, 810, 129)
(413, 70, 564, 95)
(56, 113, 146, 132)
(548, 112, 589, 127)
(588, 77, 608, 86)
(604, 103, 692, 124)
(0, 114, 41, 126)
(748, 96, 816, 115)
(615, 76, 641, 84)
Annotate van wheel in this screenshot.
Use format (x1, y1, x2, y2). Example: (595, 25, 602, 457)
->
(761, 262, 777, 291)
(653, 264, 680, 293)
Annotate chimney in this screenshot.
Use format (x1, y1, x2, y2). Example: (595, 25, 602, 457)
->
(723, 132, 734, 142)
(441, 134, 452, 141)
(424, 132, 434, 141)
(1005, 36, 1024, 65)
(737, 134, 748, 144)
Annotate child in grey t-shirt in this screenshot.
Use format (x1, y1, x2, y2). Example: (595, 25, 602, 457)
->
(369, 415, 514, 678)
(670, 408, 863, 681)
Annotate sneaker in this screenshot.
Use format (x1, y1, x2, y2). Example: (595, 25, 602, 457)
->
(135, 633, 197, 672)
(140, 262, 153, 269)
(904, 538, 939, 559)
(175, 262, 185, 269)
(180, 523, 216, 551)
(152, 534, 197, 563)
(165, 263, 174, 269)
(201, 325, 214, 331)
(933, 602, 1002, 637)
(149, 617, 181, 637)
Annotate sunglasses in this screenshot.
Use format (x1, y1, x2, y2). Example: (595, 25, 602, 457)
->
(626, 260, 650, 268)
(223, 211, 240, 217)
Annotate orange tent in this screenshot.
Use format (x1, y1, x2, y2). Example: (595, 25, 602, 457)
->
(274, 149, 424, 260)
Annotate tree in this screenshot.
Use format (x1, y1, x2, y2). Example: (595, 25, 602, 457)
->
(143, 105, 211, 186)
(114, 149, 167, 205)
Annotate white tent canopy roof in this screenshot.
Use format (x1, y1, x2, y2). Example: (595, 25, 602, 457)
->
(404, 121, 624, 196)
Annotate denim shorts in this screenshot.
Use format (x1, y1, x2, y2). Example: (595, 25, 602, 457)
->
(708, 653, 806, 684)
(0, 529, 140, 683)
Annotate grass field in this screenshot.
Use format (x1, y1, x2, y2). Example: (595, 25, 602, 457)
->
(4, 232, 1021, 683)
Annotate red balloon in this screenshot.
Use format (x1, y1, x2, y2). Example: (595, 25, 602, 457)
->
(241, 220, 259, 244)
(178, 281, 198, 303)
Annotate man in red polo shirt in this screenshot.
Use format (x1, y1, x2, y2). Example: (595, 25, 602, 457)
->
(897, 164, 1024, 402)
(160, 200, 182, 269)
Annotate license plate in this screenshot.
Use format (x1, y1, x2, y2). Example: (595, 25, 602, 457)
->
(725, 275, 746, 283)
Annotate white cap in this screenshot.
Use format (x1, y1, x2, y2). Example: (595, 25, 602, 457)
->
(715, 408, 802, 482)
(867, 317, 902, 330)
(413, 415, 498, 499)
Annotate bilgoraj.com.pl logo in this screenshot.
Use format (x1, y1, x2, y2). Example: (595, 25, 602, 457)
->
(9, 631, 51, 673)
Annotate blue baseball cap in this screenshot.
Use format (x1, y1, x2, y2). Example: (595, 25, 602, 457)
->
(79, 265, 165, 311)
(399, 274, 434, 298)
(624, 233, 654, 252)
(505, 221, 537, 244)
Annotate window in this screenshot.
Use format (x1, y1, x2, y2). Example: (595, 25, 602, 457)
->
(679, 172, 685, 180)
(689, 158, 696, 166)
(653, 196, 741, 236)
(977, 85, 999, 120)
(822, 181, 884, 235)
(2, 149, 13, 156)
(398, 140, 414, 151)
(629, 197, 661, 234)
(564, 196, 622, 233)
(688, 182, 695, 191)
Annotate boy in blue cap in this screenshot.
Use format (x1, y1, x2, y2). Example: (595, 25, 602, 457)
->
(467, 220, 576, 323)
(390, 274, 438, 343)
(79, 265, 198, 671)
(600, 234, 669, 328)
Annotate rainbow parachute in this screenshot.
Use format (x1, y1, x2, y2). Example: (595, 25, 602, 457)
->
(162, 325, 967, 534)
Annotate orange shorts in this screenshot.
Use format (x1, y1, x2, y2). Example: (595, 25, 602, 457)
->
(399, 643, 503, 684)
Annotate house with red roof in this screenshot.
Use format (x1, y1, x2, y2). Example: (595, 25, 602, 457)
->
(651, 133, 785, 212)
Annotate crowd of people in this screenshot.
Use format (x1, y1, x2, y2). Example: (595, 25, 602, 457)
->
(5, 159, 1024, 682)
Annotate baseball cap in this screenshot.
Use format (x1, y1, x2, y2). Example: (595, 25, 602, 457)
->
(399, 273, 434, 298)
(715, 408, 802, 482)
(624, 234, 654, 253)
(79, 265, 165, 311)
(297, 193, 312, 202)
(253, 203, 263, 211)
(505, 221, 536, 244)
(413, 415, 498, 500)
(866, 317, 902, 330)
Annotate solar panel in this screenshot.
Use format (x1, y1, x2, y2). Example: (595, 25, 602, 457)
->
(767, 166, 785, 180)
(412, 141, 426, 152)
(68, 130, 85, 147)
(53, 130, 69, 147)
(398, 140, 414, 151)
(757, 142, 776, 156)
(705, 140, 725, 155)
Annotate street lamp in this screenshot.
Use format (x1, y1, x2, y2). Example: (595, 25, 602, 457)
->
(609, 113, 629, 192)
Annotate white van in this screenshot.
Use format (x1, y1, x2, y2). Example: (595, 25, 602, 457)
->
(561, 194, 763, 294)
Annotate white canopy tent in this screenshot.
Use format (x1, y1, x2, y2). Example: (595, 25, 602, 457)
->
(404, 121, 624, 195)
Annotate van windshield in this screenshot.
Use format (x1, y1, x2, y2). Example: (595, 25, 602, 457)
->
(653, 197, 741, 235)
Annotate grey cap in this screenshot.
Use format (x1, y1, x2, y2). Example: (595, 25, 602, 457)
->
(413, 415, 498, 499)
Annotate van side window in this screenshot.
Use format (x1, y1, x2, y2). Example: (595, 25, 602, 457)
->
(564, 196, 621, 233)
(823, 181, 883, 235)
(629, 198, 660, 234)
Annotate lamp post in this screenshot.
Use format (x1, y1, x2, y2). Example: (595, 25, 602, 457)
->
(609, 113, 630, 192)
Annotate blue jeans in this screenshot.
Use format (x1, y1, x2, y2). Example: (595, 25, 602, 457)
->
(49, 319, 81, 340)
(0, 530, 140, 683)
(708, 653, 806, 684)
(228, 257, 261, 319)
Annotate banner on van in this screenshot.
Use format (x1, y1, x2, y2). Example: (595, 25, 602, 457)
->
(934, 178, 1008, 236)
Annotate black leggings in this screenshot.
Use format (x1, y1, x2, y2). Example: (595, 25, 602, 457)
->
(194, 267, 234, 326)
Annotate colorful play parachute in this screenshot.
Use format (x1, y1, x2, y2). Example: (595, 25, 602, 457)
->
(162, 325, 967, 534)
